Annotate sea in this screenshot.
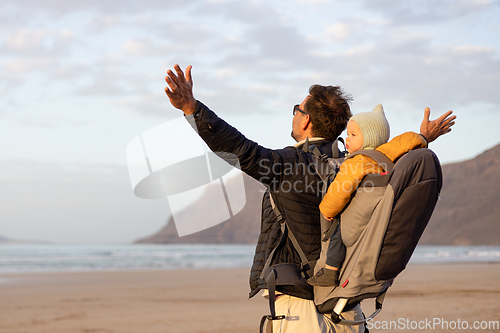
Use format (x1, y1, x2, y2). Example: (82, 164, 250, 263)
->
(0, 244, 499, 274)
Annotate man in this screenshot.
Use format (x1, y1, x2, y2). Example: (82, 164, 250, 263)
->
(164, 64, 455, 333)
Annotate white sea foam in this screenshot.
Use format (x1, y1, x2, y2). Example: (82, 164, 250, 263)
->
(410, 245, 500, 264)
(0, 244, 499, 274)
(0, 244, 255, 274)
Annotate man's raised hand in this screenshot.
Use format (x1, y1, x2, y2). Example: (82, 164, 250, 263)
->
(165, 64, 196, 115)
(420, 107, 456, 143)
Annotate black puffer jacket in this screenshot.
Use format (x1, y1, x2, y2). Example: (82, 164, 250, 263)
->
(189, 101, 336, 300)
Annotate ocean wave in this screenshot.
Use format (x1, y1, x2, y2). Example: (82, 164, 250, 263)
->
(1, 244, 499, 274)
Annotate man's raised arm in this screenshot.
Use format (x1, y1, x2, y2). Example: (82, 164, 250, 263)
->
(163, 64, 303, 188)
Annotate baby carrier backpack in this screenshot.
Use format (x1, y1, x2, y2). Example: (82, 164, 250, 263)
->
(312, 141, 443, 325)
(259, 138, 443, 331)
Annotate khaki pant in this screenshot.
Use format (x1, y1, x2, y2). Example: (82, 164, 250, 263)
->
(271, 295, 365, 333)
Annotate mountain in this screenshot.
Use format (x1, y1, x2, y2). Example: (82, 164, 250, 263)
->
(0, 235, 10, 243)
(0, 234, 49, 244)
(135, 174, 265, 244)
(136, 143, 500, 245)
(420, 143, 500, 245)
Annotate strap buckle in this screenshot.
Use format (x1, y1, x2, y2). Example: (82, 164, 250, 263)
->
(267, 315, 286, 320)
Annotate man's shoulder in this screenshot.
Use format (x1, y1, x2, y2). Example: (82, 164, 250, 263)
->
(278, 143, 335, 166)
(289, 138, 334, 156)
(293, 138, 333, 149)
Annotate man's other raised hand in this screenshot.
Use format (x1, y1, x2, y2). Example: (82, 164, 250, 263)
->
(420, 107, 456, 143)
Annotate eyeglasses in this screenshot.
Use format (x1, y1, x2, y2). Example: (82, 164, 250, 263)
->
(293, 105, 307, 116)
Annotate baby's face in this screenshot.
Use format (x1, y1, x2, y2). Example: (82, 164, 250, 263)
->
(346, 120, 363, 153)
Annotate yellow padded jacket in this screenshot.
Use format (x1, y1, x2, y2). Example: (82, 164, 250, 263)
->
(319, 132, 428, 218)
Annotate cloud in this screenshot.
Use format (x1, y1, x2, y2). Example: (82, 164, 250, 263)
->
(193, 1, 282, 26)
(323, 18, 387, 42)
(345, 41, 500, 111)
(0, 27, 78, 93)
(116, 92, 176, 117)
(72, 53, 159, 97)
(86, 15, 123, 33)
(297, 0, 332, 3)
(1, 28, 76, 56)
(120, 21, 218, 58)
(1, 1, 315, 119)
(122, 39, 162, 57)
(325, 23, 355, 40)
(2, 0, 197, 16)
(451, 44, 495, 56)
(3, 29, 48, 54)
(248, 24, 313, 61)
(1, 0, 500, 123)
(156, 22, 218, 51)
(3, 58, 56, 74)
(362, 0, 494, 25)
(51, 62, 92, 80)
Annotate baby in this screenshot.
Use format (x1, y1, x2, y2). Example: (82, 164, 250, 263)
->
(307, 104, 428, 287)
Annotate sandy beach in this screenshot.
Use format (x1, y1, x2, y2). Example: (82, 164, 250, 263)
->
(1, 264, 499, 333)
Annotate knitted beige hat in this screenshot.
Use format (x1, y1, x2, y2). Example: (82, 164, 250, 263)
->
(350, 104, 390, 150)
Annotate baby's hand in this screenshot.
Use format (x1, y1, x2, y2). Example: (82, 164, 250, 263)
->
(322, 213, 334, 221)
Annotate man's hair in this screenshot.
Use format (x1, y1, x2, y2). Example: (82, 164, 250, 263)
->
(305, 85, 353, 141)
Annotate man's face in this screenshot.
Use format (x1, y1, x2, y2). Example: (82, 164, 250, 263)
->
(291, 96, 310, 142)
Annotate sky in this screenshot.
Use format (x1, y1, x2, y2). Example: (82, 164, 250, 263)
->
(1, 0, 499, 243)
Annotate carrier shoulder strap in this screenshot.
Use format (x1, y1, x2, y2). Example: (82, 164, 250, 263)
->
(259, 192, 310, 333)
(309, 139, 340, 159)
(260, 193, 309, 276)
(269, 194, 309, 265)
(306, 139, 343, 187)
(259, 268, 285, 333)
(347, 150, 395, 172)
(302, 138, 342, 159)
(260, 140, 342, 333)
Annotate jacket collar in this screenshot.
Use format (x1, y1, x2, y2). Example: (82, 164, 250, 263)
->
(294, 137, 329, 149)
